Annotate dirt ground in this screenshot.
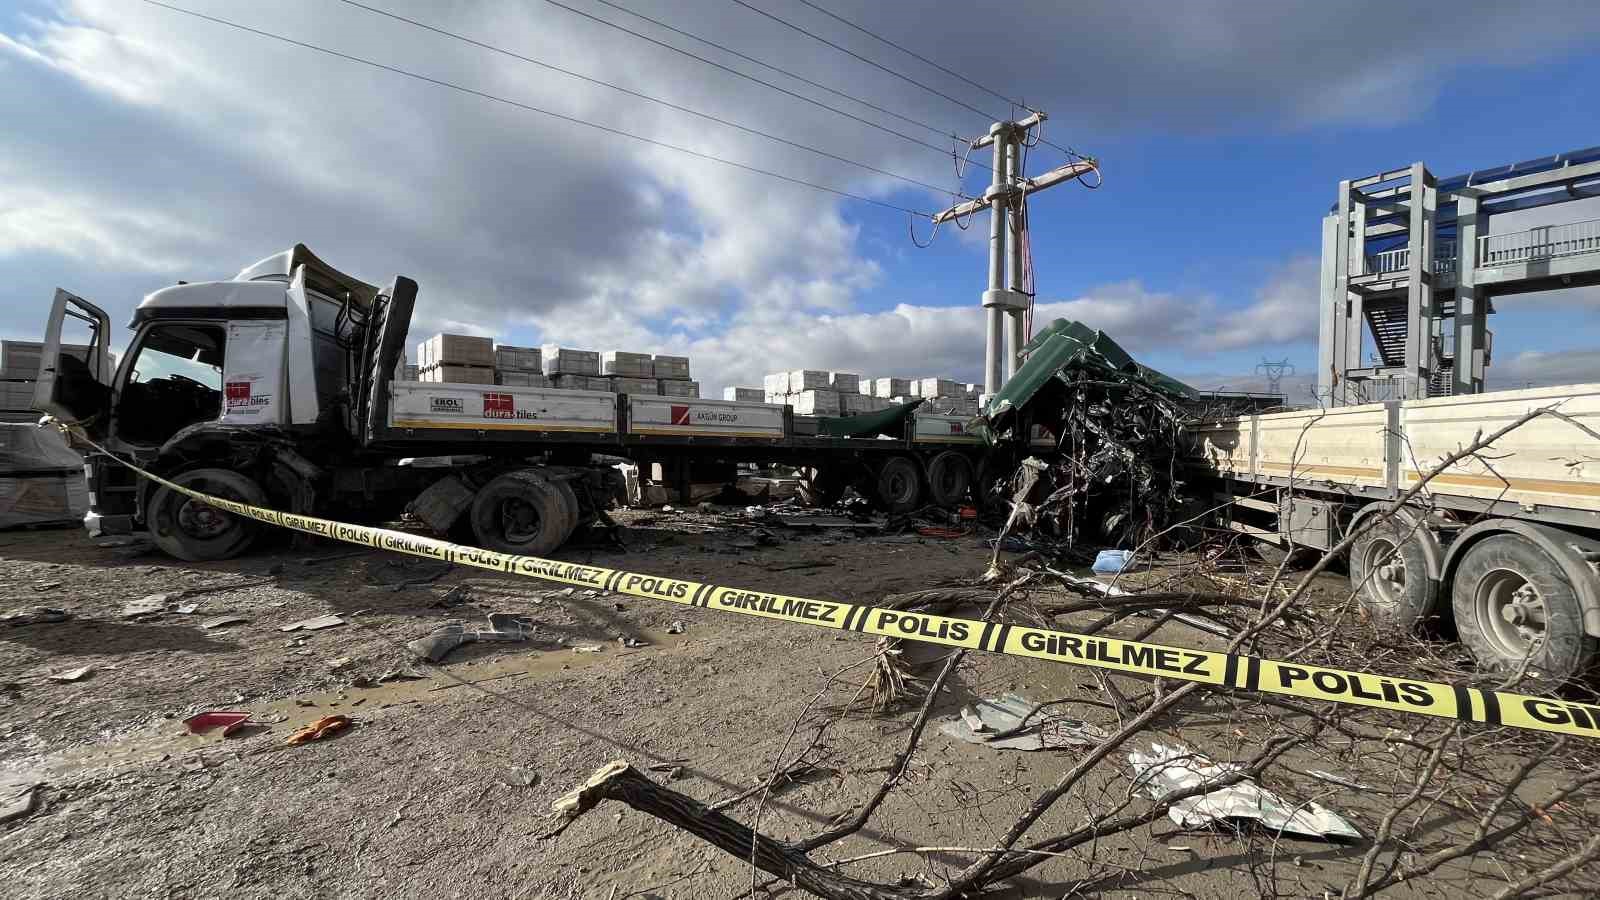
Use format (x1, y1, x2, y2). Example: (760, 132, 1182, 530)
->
(3, 506, 1598, 899)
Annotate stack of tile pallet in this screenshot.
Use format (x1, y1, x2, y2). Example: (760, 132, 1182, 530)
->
(417, 333, 496, 385)
(722, 387, 764, 402)
(652, 354, 698, 398)
(542, 346, 603, 391)
(864, 373, 982, 416)
(494, 345, 548, 387)
(602, 351, 656, 396)
(1, 340, 93, 424)
(763, 370, 892, 417)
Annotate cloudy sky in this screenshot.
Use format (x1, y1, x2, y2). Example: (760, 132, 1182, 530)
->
(4, 0, 1599, 399)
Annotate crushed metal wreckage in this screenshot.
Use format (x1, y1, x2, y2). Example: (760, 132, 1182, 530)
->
(976, 318, 1198, 550)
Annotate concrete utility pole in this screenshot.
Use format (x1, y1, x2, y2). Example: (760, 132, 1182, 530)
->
(933, 111, 1097, 395)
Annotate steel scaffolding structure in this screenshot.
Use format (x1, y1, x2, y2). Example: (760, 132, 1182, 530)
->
(1318, 146, 1600, 405)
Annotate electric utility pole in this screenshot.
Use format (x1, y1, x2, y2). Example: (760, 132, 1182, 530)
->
(932, 112, 1097, 395)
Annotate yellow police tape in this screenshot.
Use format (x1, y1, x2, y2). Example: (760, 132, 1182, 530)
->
(82, 434, 1600, 740)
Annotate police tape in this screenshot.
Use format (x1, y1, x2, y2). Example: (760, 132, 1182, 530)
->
(77, 430, 1600, 741)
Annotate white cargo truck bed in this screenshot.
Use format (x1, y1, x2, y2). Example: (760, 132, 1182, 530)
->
(625, 395, 784, 439)
(389, 380, 617, 433)
(1185, 383, 1600, 517)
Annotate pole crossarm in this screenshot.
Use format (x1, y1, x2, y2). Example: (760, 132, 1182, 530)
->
(932, 160, 1098, 223)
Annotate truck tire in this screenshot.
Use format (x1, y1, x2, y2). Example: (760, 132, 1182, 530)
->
(796, 466, 844, 508)
(1349, 516, 1438, 631)
(1451, 534, 1598, 681)
(146, 468, 266, 562)
(469, 470, 577, 556)
(926, 451, 973, 508)
(876, 456, 923, 513)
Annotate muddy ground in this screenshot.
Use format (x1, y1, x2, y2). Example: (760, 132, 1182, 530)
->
(2, 506, 1597, 899)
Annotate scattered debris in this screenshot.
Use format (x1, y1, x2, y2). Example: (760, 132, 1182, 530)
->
(2, 607, 70, 627)
(199, 614, 250, 630)
(122, 595, 170, 618)
(502, 768, 540, 789)
(619, 636, 647, 649)
(405, 614, 528, 662)
(375, 666, 427, 684)
(47, 665, 95, 683)
(1302, 769, 1376, 791)
(286, 715, 351, 746)
(175, 602, 201, 614)
(431, 584, 472, 608)
(0, 783, 40, 824)
(666, 620, 685, 635)
(182, 711, 252, 737)
(571, 644, 604, 653)
(1128, 743, 1361, 841)
(940, 695, 1108, 751)
(1092, 549, 1135, 574)
(326, 657, 356, 672)
(279, 614, 346, 633)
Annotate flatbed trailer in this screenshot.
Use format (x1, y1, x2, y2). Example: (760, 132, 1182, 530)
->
(1183, 383, 1600, 678)
(30, 246, 1010, 567)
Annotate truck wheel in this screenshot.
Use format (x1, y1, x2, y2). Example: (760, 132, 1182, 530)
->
(469, 470, 575, 557)
(796, 466, 844, 508)
(1451, 534, 1598, 681)
(926, 451, 973, 508)
(1350, 516, 1437, 631)
(876, 456, 923, 513)
(146, 468, 265, 562)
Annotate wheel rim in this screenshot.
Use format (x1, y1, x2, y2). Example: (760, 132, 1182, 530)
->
(1362, 538, 1405, 608)
(1475, 567, 1548, 659)
(172, 478, 246, 541)
(887, 470, 914, 503)
(499, 497, 542, 543)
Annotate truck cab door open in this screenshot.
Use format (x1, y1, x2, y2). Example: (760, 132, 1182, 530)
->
(34, 288, 114, 433)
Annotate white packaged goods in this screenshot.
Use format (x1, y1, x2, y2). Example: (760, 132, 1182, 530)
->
(607, 376, 657, 394)
(965, 382, 983, 398)
(872, 377, 912, 399)
(763, 372, 791, 396)
(828, 372, 860, 393)
(653, 354, 691, 380)
(916, 377, 962, 399)
(541, 346, 601, 376)
(0, 382, 35, 412)
(495, 371, 549, 387)
(1, 341, 94, 381)
(602, 351, 655, 378)
(494, 345, 542, 372)
(220, 321, 287, 425)
(792, 389, 838, 416)
(840, 393, 874, 415)
(0, 423, 87, 527)
(401, 365, 420, 382)
(789, 370, 829, 391)
(420, 365, 496, 385)
(420, 333, 494, 368)
(658, 379, 700, 398)
(551, 374, 610, 391)
(724, 387, 764, 402)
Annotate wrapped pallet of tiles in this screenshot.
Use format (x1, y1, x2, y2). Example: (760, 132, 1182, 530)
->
(418, 333, 495, 383)
(608, 376, 657, 394)
(494, 344, 542, 373)
(789, 369, 829, 392)
(0, 423, 88, 528)
(551, 374, 610, 391)
(840, 392, 874, 416)
(763, 371, 791, 401)
(872, 377, 911, 399)
(828, 372, 860, 393)
(658, 379, 700, 398)
(1, 340, 93, 381)
(602, 351, 654, 378)
(916, 377, 962, 399)
(542, 346, 601, 376)
(792, 389, 838, 416)
(495, 371, 549, 387)
(420, 365, 495, 385)
(723, 387, 764, 402)
(653, 354, 691, 381)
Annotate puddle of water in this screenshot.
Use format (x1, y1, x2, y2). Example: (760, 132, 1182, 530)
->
(1, 628, 682, 788)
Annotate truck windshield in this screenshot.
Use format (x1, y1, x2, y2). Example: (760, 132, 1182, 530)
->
(118, 324, 225, 444)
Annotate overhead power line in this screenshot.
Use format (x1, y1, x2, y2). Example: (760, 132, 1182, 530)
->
(529, 0, 957, 159)
(728, 0, 1001, 124)
(582, 0, 965, 145)
(337, 0, 965, 198)
(792, 0, 1026, 112)
(137, 0, 935, 216)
